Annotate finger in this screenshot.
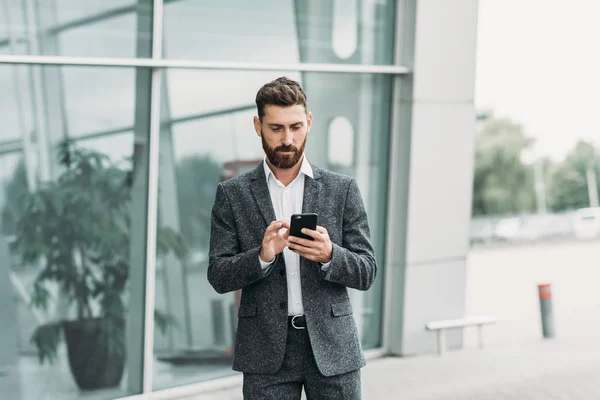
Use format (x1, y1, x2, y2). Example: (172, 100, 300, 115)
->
(275, 229, 288, 241)
(266, 220, 287, 234)
(288, 235, 315, 248)
(287, 240, 319, 253)
(287, 242, 319, 257)
(265, 222, 280, 234)
(299, 228, 322, 240)
(269, 221, 285, 228)
(316, 225, 328, 235)
(263, 231, 277, 244)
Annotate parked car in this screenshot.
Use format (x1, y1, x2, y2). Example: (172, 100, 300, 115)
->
(493, 217, 522, 241)
(572, 207, 600, 240)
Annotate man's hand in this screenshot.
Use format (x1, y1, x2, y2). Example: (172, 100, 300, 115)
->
(287, 226, 333, 263)
(259, 221, 290, 262)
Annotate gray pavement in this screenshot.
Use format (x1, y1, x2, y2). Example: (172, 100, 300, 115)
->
(184, 336, 600, 399)
(183, 239, 600, 399)
(2, 239, 599, 399)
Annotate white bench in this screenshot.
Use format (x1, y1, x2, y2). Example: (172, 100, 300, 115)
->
(425, 316, 496, 355)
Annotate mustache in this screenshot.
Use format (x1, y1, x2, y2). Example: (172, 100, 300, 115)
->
(275, 145, 296, 152)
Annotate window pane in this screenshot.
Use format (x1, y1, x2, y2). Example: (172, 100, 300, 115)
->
(61, 67, 136, 136)
(332, 0, 358, 59)
(0, 65, 151, 399)
(0, 1, 150, 58)
(153, 70, 392, 389)
(163, 0, 397, 65)
(0, 66, 30, 141)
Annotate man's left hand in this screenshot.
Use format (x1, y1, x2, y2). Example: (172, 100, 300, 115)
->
(287, 225, 333, 263)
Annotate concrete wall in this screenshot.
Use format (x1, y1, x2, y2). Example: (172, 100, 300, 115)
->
(386, 0, 479, 355)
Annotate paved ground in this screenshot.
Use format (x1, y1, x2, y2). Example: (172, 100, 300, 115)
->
(184, 239, 600, 399)
(466, 238, 600, 345)
(185, 336, 600, 400)
(3, 239, 599, 399)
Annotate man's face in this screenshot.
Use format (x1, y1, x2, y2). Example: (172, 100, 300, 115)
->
(254, 104, 312, 169)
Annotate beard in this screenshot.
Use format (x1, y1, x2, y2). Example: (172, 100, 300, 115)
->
(261, 133, 307, 169)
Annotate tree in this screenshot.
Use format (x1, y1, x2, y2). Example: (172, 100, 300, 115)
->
(472, 117, 536, 216)
(547, 140, 600, 211)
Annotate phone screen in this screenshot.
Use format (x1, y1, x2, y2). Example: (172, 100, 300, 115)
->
(289, 213, 318, 241)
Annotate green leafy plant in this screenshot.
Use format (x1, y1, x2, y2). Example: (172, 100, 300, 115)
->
(13, 139, 187, 365)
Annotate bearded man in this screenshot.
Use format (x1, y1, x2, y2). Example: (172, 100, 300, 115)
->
(208, 76, 376, 400)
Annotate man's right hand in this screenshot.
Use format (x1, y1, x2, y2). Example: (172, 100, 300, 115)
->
(259, 221, 290, 263)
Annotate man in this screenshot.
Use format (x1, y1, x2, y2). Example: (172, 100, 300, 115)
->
(208, 77, 376, 399)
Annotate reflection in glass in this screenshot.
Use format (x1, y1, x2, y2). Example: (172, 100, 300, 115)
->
(164, 0, 397, 65)
(332, 0, 358, 59)
(0, 66, 149, 399)
(153, 70, 392, 389)
(0, 65, 28, 141)
(328, 116, 355, 167)
(0, 153, 22, 236)
(0, 1, 148, 58)
(61, 67, 136, 136)
(163, 0, 301, 63)
(0, 0, 25, 55)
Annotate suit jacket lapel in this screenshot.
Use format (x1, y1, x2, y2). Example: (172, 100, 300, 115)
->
(302, 164, 322, 216)
(301, 165, 322, 271)
(250, 163, 277, 226)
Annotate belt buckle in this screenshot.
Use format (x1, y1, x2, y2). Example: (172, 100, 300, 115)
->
(291, 315, 305, 330)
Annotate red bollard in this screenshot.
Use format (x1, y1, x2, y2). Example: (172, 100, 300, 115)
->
(538, 283, 555, 339)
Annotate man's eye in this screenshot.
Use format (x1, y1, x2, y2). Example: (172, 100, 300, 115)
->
(292, 126, 301, 131)
(272, 127, 281, 131)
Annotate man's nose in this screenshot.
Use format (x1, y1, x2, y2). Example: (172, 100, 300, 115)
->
(282, 130, 293, 146)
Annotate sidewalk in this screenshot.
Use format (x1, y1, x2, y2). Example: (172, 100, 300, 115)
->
(184, 241, 600, 399)
(183, 336, 600, 399)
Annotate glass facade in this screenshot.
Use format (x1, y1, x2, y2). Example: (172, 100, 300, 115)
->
(152, 70, 392, 389)
(0, 1, 148, 58)
(0, 1, 403, 399)
(162, 0, 397, 64)
(0, 65, 147, 399)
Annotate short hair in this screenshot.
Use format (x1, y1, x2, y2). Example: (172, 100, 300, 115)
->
(255, 77, 307, 121)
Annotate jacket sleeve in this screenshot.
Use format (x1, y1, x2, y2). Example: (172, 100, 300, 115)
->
(207, 183, 273, 294)
(321, 178, 377, 291)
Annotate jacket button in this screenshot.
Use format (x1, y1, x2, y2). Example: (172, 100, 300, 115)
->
(279, 269, 285, 276)
(279, 301, 287, 310)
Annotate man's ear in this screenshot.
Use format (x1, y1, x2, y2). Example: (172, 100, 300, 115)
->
(306, 111, 313, 133)
(253, 116, 262, 137)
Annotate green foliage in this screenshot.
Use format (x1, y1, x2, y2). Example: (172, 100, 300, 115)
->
(547, 141, 600, 211)
(472, 117, 600, 216)
(472, 118, 536, 216)
(10, 139, 186, 364)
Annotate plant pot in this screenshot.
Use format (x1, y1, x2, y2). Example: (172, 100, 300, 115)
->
(62, 317, 125, 390)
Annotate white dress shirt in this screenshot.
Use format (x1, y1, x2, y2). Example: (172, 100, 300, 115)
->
(258, 156, 329, 316)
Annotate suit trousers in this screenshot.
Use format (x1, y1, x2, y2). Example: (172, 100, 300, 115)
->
(242, 325, 361, 399)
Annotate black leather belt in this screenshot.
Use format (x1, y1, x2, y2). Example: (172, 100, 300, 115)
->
(288, 315, 306, 330)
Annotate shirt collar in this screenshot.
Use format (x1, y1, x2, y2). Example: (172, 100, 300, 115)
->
(263, 154, 313, 184)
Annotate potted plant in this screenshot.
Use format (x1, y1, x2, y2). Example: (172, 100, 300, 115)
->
(12, 140, 187, 390)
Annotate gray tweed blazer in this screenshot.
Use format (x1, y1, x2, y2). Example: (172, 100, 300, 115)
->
(207, 162, 377, 377)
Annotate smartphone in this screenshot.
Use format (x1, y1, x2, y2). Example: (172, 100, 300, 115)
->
(289, 213, 318, 241)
